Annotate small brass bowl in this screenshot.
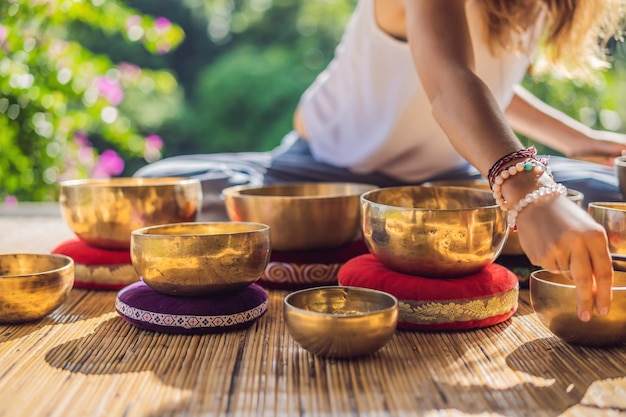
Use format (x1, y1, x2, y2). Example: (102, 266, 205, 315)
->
(423, 180, 584, 255)
(283, 286, 398, 358)
(0, 253, 74, 324)
(222, 182, 378, 251)
(131, 222, 271, 296)
(59, 177, 203, 250)
(530, 269, 626, 346)
(361, 186, 508, 277)
(588, 202, 626, 271)
(615, 155, 626, 199)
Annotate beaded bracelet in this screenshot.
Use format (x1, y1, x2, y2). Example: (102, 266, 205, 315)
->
(507, 183, 567, 230)
(491, 158, 552, 208)
(487, 147, 538, 186)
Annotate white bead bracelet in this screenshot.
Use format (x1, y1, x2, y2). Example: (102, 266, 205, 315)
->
(507, 183, 567, 230)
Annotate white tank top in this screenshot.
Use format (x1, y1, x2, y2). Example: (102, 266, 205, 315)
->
(298, 0, 540, 182)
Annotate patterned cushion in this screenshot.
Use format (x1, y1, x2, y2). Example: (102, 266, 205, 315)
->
(260, 239, 369, 289)
(51, 238, 138, 290)
(338, 254, 519, 331)
(116, 281, 268, 334)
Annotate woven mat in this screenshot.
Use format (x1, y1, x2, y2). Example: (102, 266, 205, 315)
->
(1, 214, 625, 417)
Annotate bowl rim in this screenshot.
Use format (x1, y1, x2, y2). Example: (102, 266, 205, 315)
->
(131, 221, 270, 237)
(588, 201, 626, 211)
(360, 185, 501, 211)
(531, 269, 626, 290)
(59, 177, 200, 188)
(0, 253, 74, 278)
(284, 285, 399, 318)
(221, 182, 379, 200)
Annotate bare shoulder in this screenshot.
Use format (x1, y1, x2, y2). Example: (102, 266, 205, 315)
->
(374, 0, 406, 39)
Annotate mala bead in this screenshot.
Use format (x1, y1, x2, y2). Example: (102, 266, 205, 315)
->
(507, 183, 567, 230)
(490, 158, 551, 208)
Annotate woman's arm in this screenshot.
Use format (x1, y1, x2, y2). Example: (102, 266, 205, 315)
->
(403, 0, 613, 322)
(506, 85, 626, 165)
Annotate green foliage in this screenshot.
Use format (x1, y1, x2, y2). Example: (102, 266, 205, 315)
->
(0, 0, 184, 202)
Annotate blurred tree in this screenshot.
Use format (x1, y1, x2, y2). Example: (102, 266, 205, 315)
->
(0, 0, 184, 202)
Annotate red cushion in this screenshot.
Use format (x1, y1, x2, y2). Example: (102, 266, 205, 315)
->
(51, 238, 138, 290)
(338, 254, 519, 331)
(260, 239, 370, 289)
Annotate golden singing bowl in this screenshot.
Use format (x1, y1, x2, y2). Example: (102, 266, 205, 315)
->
(222, 182, 378, 251)
(59, 177, 203, 250)
(361, 186, 508, 278)
(284, 286, 398, 358)
(423, 180, 583, 256)
(131, 222, 271, 296)
(530, 269, 626, 346)
(588, 202, 626, 271)
(0, 253, 74, 323)
(615, 156, 626, 199)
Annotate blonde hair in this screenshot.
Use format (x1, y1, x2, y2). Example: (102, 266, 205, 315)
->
(477, 0, 626, 80)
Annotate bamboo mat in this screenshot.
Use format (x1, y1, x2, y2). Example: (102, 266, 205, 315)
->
(1, 212, 626, 417)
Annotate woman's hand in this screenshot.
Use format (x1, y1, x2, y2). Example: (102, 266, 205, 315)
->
(565, 130, 626, 166)
(515, 194, 613, 321)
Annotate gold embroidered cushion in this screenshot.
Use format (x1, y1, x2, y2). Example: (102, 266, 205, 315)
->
(337, 254, 519, 330)
(51, 238, 138, 290)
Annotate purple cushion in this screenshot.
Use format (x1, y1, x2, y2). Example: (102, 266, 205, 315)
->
(116, 281, 268, 334)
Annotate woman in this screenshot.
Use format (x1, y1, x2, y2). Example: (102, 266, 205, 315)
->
(136, 0, 626, 321)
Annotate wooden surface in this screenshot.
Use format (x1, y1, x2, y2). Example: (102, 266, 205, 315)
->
(1, 206, 626, 417)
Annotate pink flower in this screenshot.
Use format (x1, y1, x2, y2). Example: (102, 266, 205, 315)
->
(145, 134, 163, 151)
(154, 17, 171, 32)
(92, 150, 125, 178)
(118, 63, 142, 83)
(0, 25, 8, 44)
(3, 196, 17, 208)
(95, 76, 124, 105)
(73, 130, 90, 147)
(125, 15, 142, 30)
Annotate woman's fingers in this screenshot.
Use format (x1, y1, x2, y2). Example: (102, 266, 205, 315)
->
(590, 247, 613, 316)
(569, 251, 595, 322)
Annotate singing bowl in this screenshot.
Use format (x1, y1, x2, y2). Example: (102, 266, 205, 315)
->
(588, 202, 626, 271)
(361, 186, 508, 278)
(59, 177, 203, 250)
(0, 253, 74, 323)
(422, 179, 584, 255)
(283, 286, 398, 358)
(222, 182, 378, 251)
(131, 222, 271, 296)
(615, 155, 626, 199)
(530, 269, 626, 346)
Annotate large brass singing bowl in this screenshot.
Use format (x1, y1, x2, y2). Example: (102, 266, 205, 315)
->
(423, 179, 583, 255)
(60, 177, 203, 250)
(222, 182, 378, 251)
(284, 286, 398, 358)
(588, 202, 626, 271)
(530, 269, 626, 346)
(361, 186, 508, 278)
(131, 222, 271, 296)
(0, 253, 74, 324)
